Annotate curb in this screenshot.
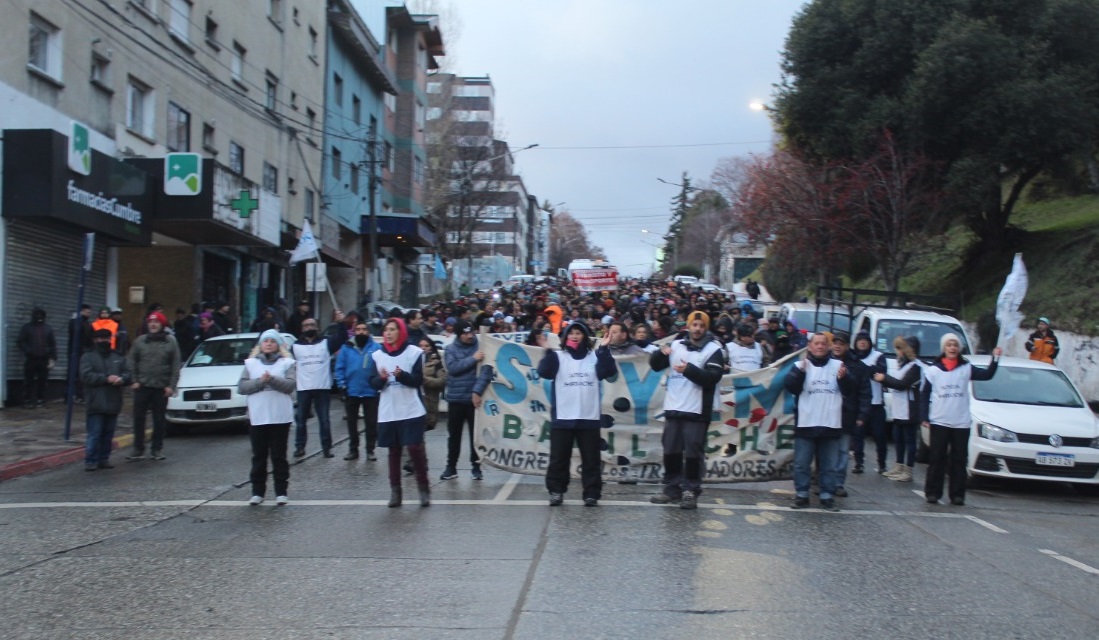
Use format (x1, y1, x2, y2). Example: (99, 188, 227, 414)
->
(0, 433, 138, 482)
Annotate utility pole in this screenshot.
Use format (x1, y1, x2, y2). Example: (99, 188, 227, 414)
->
(365, 124, 381, 310)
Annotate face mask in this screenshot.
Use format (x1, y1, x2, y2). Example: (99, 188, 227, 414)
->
(565, 338, 581, 349)
(95, 342, 111, 355)
(354, 335, 369, 347)
(302, 329, 318, 339)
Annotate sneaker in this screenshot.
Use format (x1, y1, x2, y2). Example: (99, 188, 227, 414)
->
(440, 467, 458, 481)
(834, 487, 848, 497)
(926, 495, 940, 504)
(877, 464, 889, 475)
(680, 490, 698, 510)
(792, 496, 810, 509)
(548, 492, 564, 506)
(894, 466, 913, 482)
(343, 451, 359, 461)
(883, 463, 904, 479)
(126, 451, 146, 462)
(583, 497, 599, 507)
(820, 498, 840, 512)
(97, 462, 115, 470)
(322, 450, 335, 459)
(276, 495, 289, 506)
(366, 450, 377, 461)
(649, 493, 680, 504)
(84, 463, 98, 472)
(471, 465, 483, 481)
(150, 451, 166, 461)
(853, 464, 865, 474)
(950, 496, 965, 506)
(248, 495, 264, 506)
(293, 447, 306, 458)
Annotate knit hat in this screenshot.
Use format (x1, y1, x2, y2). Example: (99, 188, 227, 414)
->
(146, 311, 168, 326)
(1038, 316, 1051, 326)
(258, 329, 282, 345)
(687, 310, 710, 328)
(601, 314, 614, 325)
(454, 319, 475, 335)
(940, 332, 962, 352)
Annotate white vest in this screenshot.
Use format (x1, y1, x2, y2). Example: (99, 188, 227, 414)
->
(373, 346, 426, 423)
(889, 360, 921, 421)
(663, 339, 723, 414)
(923, 363, 973, 428)
(796, 359, 843, 429)
(727, 341, 763, 373)
(861, 349, 884, 404)
(243, 357, 295, 425)
(552, 350, 601, 421)
(292, 341, 333, 391)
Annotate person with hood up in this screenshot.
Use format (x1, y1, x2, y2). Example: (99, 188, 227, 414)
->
(335, 318, 382, 461)
(874, 336, 923, 482)
(543, 304, 565, 335)
(919, 334, 1001, 506)
(368, 318, 430, 508)
(239, 330, 297, 505)
(784, 319, 808, 351)
(852, 331, 889, 474)
(17, 308, 57, 407)
(91, 306, 119, 350)
(648, 310, 726, 509)
(537, 320, 617, 506)
(1025, 317, 1059, 364)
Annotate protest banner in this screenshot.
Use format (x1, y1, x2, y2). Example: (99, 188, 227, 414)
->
(472, 335, 800, 483)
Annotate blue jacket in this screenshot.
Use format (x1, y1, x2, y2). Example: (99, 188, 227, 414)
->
(334, 338, 380, 397)
(444, 334, 483, 404)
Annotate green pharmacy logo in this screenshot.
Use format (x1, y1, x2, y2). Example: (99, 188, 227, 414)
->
(68, 121, 91, 175)
(164, 153, 202, 196)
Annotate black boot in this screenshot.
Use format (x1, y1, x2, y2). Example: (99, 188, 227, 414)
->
(418, 483, 431, 507)
(388, 486, 403, 508)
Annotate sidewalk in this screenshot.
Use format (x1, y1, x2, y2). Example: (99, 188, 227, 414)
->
(0, 398, 138, 482)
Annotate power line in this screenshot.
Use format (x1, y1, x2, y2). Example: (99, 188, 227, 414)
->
(537, 141, 772, 150)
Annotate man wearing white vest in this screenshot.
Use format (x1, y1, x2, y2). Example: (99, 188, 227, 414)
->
(784, 332, 857, 511)
(292, 312, 346, 458)
(726, 324, 768, 373)
(649, 310, 726, 510)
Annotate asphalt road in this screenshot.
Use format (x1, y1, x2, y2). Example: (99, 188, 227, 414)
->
(1, 416, 1098, 639)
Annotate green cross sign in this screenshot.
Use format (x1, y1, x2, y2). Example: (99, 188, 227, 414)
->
(231, 190, 259, 218)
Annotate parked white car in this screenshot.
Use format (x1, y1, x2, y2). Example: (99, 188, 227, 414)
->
(918, 356, 1099, 493)
(166, 332, 296, 433)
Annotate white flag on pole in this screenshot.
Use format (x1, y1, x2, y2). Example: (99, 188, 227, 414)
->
(289, 220, 319, 265)
(995, 253, 1028, 345)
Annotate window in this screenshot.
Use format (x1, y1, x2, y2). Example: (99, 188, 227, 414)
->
(384, 93, 396, 113)
(388, 29, 397, 54)
(126, 78, 154, 138)
(268, 0, 282, 23)
(287, 176, 295, 195)
(414, 155, 424, 185)
(290, 91, 297, 110)
(350, 163, 360, 194)
(265, 72, 278, 111)
(167, 102, 190, 151)
(204, 16, 218, 48)
(304, 188, 315, 223)
(262, 162, 278, 193)
(168, 0, 191, 42)
(415, 100, 425, 132)
(427, 107, 442, 120)
(426, 82, 441, 94)
(91, 52, 110, 89)
(202, 122, 215, 151)
(28, 14, 61, 80)
(352, 95, 361, 125)
(416, 43, 427, 72)
(308, 26, 318, 58)
(331, 148, 341, 179)
(232, 41, 246, 83)
(229, 141, 244, 174)
(305, 108, 317, 145)
(333, 73, 343, 107)
(385, 141, 394, 172)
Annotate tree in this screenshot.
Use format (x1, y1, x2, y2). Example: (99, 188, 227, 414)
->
(678, 190, 730, 283)
(549, 211, 605, 270)
(774, 0, 1099, 252)
(661, 171, 692, 274)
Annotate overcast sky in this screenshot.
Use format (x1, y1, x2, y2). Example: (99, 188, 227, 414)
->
(426, 0, 808, 277)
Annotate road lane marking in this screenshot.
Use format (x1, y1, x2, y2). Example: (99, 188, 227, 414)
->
(964, 515, 1009, 534)
(492, 473, 522, 503)
(1039, 549, 1099, 575)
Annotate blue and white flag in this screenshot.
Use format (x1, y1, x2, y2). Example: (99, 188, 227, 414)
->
(289, 220, 319, 265)
(995, 253, 1028, 345)
(434, 254, 447, 280)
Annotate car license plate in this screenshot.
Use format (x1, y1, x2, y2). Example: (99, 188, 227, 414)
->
(196, 403, 218, 412)
(1036, 452, 1075, 467)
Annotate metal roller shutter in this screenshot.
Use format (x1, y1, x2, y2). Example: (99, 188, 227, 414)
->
(4, 220, 108, 382)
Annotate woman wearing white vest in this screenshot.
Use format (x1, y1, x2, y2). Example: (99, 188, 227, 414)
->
(238, 330, 297, 506)
(537, 321, 617, 507)
(874, 336, 923, 482)
(919, 334, 1001, 506)
(368, 318, 429, 508)
(727, 324, 768, 373)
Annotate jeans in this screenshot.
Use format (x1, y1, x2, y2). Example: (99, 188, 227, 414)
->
(249, 423, 290, 497)
(794, 434, 840, 500)
(132, 386, 168, 454)
(893, 419, 918, 467)
(295, 389, 332, 451)
(545, 428, 603, 500)
(85, 413, 118, 464)
(661, 417, 708, 495)
(925, 424, 970, 501)
(834, 432, 851, 489)
(344, 395, 379, 453)
(446, 402, 480, 469)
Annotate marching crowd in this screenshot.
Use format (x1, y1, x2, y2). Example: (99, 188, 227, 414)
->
(17, 273, 1058, 510)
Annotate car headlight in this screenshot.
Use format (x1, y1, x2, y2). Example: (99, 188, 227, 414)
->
(977, 422, 1018, 443)
(1090, 438, 1099, 449)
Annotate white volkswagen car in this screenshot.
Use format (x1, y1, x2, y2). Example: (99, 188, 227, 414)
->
(166, 332, 296, 433)
(919, 356, 1099, 492)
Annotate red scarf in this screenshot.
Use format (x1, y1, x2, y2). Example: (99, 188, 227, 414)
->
(942, 357, 959, 371)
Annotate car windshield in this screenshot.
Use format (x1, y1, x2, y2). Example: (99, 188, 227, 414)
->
(791, 309, 850, 334)
(876, 320, 969, 358)
(187, 338, 257, 366)
(973, 366, 1085, 408)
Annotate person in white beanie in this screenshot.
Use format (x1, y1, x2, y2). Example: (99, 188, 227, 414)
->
(239, 330, 297, 506)
(919, 333, 1001, 506)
